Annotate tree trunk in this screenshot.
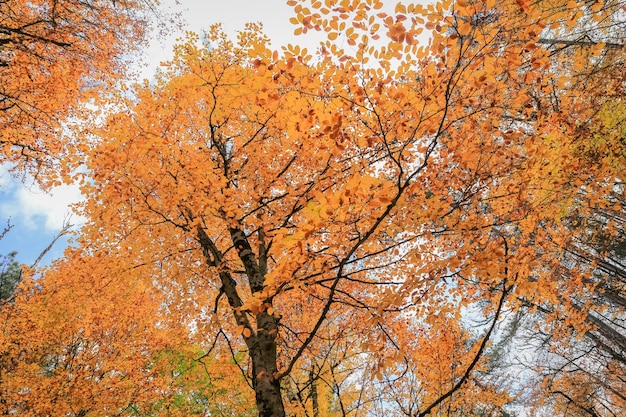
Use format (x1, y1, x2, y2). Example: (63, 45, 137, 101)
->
(198, 225, 287, 417)
(310, 366, 320, 417)
(250, 311, 286, 417)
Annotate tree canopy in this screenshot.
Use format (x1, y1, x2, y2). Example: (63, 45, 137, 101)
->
(0, 0, 624, 416)
(0, 0, 163, 181)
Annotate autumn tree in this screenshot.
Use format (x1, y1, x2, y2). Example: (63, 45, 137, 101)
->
(0, 0, 183, 413)
(0, 247, 260, 417)
(500, 101, 626, 416)
(3, 0, 625, 416)
(456, 0, 626, 413)
(0, 0, 165, 180)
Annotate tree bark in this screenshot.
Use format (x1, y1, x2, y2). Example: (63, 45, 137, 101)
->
(250, 310, 285, 417)
(229, 227, 285, 417)
(310, 366, 320, 417)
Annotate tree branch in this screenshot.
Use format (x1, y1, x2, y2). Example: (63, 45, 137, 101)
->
(418, 280, 510, 417)
(30, 216, 73, 269)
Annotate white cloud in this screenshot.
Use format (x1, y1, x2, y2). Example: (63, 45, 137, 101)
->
(0, 176, 85, 232)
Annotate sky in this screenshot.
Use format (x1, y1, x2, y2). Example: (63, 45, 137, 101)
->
(0, 0, 329, 267)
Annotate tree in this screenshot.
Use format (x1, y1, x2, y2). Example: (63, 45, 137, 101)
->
(0, 252, 21, 301)
(461, 1, 626, 412)
(499, 100, 626, 416)
(0, 223, 21, 304)
(0, 249, 220, 417)
(3, 0, 625, 416)
(0, 0, 164, 181)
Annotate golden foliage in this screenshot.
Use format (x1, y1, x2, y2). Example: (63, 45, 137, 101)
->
(1, 0, 625, 415)
(0, 0, 160, 182)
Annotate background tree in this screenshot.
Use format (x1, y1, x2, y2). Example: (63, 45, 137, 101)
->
(0, 220, 19, 304)
(495, 100, 626, 416)
(0, 251, 20, 302)
(458, 1, 626, 413)
(0, 0, 167, 181)
(0, 249, 249, 417)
